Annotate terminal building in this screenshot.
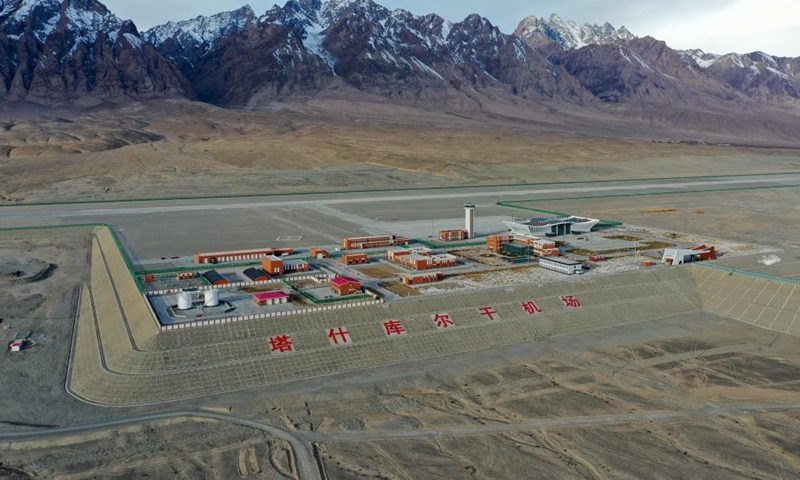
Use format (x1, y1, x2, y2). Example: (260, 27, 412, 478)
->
(504, 216, 600, 238)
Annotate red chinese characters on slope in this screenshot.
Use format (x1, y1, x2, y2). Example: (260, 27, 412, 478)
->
(268, 334, 293, 354)
(478, 306, 500, 321)
(383, 320, 407, 337)
(266, 294, 582, 353)
(560, 295, 581, 308)
(327, 327, 352, 346)
(431, 312, 455, 330)
(521, 301, 542, 315)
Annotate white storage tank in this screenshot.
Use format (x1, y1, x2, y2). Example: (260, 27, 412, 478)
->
(177, 290, 193, 310)
(204, 289, 220, 307)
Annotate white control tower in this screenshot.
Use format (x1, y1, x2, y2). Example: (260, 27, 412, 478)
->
(464, 204, 476, 239)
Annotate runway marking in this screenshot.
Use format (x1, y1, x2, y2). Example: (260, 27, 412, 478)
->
(276, 236, 303, 241)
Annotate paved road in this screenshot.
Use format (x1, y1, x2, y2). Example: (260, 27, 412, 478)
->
(1, 174, 799, 221)
(0, 410, 322, 480)
(3, 402, 798, 478)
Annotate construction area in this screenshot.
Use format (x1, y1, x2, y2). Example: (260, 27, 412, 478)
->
(2, 174, 800, 479)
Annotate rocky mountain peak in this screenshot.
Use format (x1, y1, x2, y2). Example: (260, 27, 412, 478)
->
(515, 13, 634, 50)
(144, 5, 256, 48)
(2, 0, 123, 44)
(1, 0, 190, 101)
(320, 0, 390, 26)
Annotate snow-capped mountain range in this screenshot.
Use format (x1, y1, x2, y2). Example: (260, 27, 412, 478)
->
(1, 0, 798, 116)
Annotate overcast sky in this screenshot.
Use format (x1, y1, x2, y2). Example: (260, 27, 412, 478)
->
(106, 0, 799, 57)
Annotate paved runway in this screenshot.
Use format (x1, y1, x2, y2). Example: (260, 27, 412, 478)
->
(2, 174, 799, 260)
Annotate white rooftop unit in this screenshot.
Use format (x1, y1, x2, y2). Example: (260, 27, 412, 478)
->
(177, 290, 194, 310)
(204, 289, 220, 307)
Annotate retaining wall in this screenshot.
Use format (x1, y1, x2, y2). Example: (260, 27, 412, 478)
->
(92, 227, 160, 346)
(693, 264, 800, 336)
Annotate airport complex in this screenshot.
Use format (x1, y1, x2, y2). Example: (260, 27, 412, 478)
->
(3, 184, 798, 408)
(3, 174, 800, 479)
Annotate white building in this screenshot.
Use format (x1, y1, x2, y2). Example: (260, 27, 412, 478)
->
(539, 257, 584, 275)
(505, 216, 600, 237)
(662, 246, 716, 265)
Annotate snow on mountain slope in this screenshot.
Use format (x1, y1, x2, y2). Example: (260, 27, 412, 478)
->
(515, 13, 634, 50)
(1, 0, 189, 100)
(2, 0, 124, 45)
(144, 5, 256, 47)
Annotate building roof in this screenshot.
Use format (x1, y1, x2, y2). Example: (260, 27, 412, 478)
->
(331, 276, 361, 287)
(253, 291, 289, 301)
(203, 270, 227, 284)
(243, 267, 269, 281)
(284, 259, 308, 266)
(263, 254, 282, 262)
(540, 257, 582, 266)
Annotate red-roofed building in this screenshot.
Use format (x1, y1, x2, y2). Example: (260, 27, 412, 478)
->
(253, 291, 290, 306)
(331, 276, 362, 296)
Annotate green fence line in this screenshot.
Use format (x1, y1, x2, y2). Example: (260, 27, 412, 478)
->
(697, 263, 800, 286)
(282, 279, 372, 305)
(4, 171, 800, 208)
(139, 260, 262, 276)
(106, 226, 145, 293)
(313, 294, 374, 305)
